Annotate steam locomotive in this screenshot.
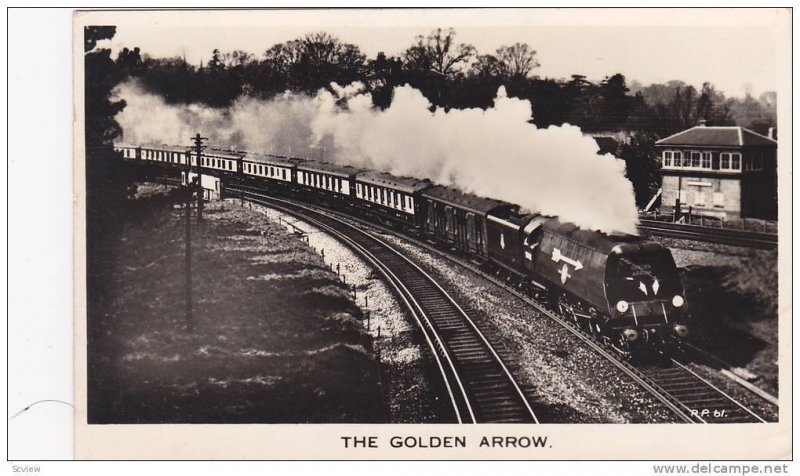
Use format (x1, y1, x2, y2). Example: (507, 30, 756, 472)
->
(114, 142, 690, 354)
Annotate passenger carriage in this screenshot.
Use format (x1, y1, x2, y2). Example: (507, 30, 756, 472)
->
(113, 142, 141, 161)
(240, 152, 296, 194)
(353, 171, 430, 229)
(194, 148, 243, 175)
(295, 161, 362, 210)
(140, 144, 191, 168)
(421, 186, 512, 258)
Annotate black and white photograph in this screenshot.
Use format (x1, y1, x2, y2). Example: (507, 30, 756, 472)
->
(70, 7, 790, 460)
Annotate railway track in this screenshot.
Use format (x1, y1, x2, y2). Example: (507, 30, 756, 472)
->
(230, 187, 539, 424)
(637, 220, 777, 250)
(639, 360, 768, 423)
(156, 175, 771, 424)
(226, 190, 770, 424)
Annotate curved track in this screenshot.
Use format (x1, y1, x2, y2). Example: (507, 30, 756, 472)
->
(231, 190, 772, 424)
(232, 187, 539, 424)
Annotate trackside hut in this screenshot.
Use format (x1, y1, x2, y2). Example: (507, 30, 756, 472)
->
(655, 125, 777, 220)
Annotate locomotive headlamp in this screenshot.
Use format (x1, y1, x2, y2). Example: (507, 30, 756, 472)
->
(673, 324, 689, 338)
(672, 295, 685, 308)
(622, 328, 639, 342)
(616, 300, 629, 313)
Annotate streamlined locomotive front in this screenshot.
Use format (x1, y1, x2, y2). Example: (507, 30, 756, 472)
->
(603, 243, 689, 349)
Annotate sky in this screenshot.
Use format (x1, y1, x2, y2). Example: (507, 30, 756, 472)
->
(96, 9, 782, 98)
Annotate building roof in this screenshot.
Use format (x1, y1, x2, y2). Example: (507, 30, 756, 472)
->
(656, 126, 777, 147)
(356, 170, 432, 194)
(297, 160, 363, 178)
(422, 185, 511, 216)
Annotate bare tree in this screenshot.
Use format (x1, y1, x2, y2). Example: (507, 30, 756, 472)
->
(403, 28, 476, 78)
(495, 42, 539, 78)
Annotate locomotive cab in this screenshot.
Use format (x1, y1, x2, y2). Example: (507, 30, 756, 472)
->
(604, 243, 689, 347)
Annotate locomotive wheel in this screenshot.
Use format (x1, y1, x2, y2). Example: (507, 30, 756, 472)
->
(615, 335, 632, 358)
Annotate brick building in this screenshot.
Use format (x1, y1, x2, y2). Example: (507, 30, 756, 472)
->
(655, 124, 777, 220)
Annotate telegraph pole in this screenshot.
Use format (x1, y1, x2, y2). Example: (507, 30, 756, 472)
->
(192, 133, 208, 222)
(184, 159, 194, 330)
(184, 132, 207, 330)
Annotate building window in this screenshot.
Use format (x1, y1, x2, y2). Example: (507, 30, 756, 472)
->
(663, 151, 672, 167)
(720, 153, 730, 170)
(673, 151, 683, 167)
(701, 152, 711, 169)
(691, 151, 701, 168)
(731, 153, 741, 170)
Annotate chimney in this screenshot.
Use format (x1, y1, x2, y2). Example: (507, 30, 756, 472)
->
(697, 119, 707, 127)
(768, 127, 777, 140)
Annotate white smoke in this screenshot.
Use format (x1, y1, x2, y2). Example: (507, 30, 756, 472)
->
(113, 81, 322, 157)
(113, 80, 639, 234)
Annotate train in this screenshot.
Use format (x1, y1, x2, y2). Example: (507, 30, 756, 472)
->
(114, 142, 690, 355)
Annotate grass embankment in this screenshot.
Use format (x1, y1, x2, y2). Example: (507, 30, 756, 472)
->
(671, 245, 779, 394)
(87, 185, 386, 423)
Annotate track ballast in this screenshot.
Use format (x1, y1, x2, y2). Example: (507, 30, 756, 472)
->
(232, 187, 539, 424)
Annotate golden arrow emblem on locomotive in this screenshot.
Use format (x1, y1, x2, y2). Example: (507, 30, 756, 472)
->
(551, 248, 584, 271)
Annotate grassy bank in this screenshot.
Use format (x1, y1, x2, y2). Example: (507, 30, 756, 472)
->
(87, 185, 386, 423)
(666, 242, 779, 395)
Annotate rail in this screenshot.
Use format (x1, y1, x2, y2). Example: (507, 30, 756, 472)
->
(231, 186, 540, 424)
(637, 219, 777, 250)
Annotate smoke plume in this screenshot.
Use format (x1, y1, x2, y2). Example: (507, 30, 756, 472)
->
(113, 80, 639, 234)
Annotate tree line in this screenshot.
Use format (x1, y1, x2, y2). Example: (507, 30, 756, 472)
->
(86, 26, 778, 208)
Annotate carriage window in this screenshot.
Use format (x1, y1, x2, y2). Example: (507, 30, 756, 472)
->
(389, 191, 393, 206)
(282, 169, 287, 180)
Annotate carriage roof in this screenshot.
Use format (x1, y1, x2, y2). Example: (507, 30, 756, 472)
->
(356, 170, 431, 194)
